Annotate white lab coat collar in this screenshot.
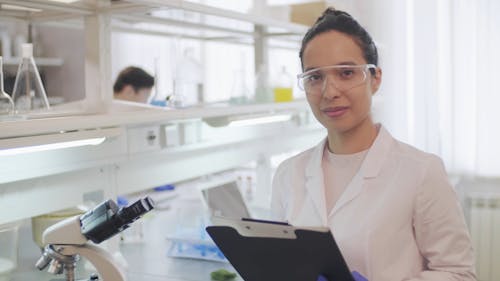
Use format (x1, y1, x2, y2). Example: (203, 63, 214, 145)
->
(304, 125, 395, 224)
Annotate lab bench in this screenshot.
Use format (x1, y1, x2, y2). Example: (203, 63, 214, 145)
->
(10, 207, 244, 281)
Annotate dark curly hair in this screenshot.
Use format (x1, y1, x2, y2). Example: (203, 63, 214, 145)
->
(299, 8, 378, 74)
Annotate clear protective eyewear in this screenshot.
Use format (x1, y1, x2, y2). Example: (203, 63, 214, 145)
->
(297, 64, 376, 95)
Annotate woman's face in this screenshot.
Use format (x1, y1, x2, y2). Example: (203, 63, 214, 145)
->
(301, 30, 381, 134)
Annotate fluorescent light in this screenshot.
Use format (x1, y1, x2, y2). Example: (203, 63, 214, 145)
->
(203, 113, 293, 127)
(47, 0, 80, 3)
(228, 114, 292, 127)
(0, 127, 122, 156)
(0, 137, 105, 156)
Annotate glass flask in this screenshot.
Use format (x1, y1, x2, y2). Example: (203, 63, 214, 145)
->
(0, 56, 15, 116)
(11, 43, 50, 112)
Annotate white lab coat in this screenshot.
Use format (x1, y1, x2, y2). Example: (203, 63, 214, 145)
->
(271, 125, 476, 281)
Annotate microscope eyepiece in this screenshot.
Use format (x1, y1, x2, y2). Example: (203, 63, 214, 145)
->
(80, 197, 154, 244)
(117, 197, 154, 225)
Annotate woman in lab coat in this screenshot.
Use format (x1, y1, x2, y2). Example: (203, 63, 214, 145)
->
(271, 8, 476, 281)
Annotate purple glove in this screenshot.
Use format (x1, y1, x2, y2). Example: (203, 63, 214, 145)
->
(352, 271, 368, 281)
(317, 271, 368, 281)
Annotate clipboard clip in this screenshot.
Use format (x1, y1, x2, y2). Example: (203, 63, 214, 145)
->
(210, 216, 298, 239)
(210, 216, 330, 239)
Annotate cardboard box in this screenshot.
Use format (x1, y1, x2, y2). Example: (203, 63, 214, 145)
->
(290, 1, 331, 27)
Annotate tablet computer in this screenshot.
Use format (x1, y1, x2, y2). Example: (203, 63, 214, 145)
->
(200, 180, 251, 219)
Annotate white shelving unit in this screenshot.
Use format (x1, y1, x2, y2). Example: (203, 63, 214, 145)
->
(2, 57, 64, 67)
(0, 0, 323, 225)
(0, 99, 310, 138)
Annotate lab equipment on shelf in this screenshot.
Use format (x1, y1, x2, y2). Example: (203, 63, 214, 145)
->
(273, 66, 294, 102)
(229, 67, 251, 105)
(254, 64, 273, 103)
(11, 43, 50, 112)
(172, 48, 204, 108)
(229, 52, 252, 105)
(0, 56, 14, 116)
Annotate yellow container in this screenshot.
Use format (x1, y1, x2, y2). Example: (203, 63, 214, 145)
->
(273, 87, 293, 102)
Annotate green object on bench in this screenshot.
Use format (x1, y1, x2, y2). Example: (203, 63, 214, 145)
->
(210, 269, 237, 281)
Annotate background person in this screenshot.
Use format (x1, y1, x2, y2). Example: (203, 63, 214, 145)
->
(113, 66, 154, 103)
(271, 8, 476, 281)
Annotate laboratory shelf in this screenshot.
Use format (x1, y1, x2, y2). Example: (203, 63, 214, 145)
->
(0, 99, 310, 139)
(119, 0, 308, 34)
(2, 57, 64, 67)
(0, 0, 308, 34)
(0, 0, 94, 20)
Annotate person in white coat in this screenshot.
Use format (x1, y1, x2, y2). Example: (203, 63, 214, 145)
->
(271, 8, 476, 281)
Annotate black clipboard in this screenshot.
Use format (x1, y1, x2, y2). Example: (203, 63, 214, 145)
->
(206, 217, 355, 281)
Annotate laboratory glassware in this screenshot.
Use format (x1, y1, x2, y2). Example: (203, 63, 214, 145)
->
(0, 56, 15, 115)
(273, 66, 293, 102)
(254, 63, 273, 103)
(230, 51, 252, 104)
(11, 43, 50, 112)
(173, 48, 203, 107)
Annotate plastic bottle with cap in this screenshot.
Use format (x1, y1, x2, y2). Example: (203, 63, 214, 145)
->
(11, 43, 50, 112)
(272, 66, 294, 103)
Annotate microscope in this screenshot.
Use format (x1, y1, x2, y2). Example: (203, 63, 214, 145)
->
(35, 197, 154, 281)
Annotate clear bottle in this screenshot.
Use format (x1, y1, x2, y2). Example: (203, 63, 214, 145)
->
(273, 66, 293, 103)
(230, 51, 252, 104)
(150, 57, 167, 107)
(0, 56, 15, 116)
(11, 43, 50, 112)
(173, 48, 203, 107)
(254, 64, 273, 103)
(230, 68, 251, 104)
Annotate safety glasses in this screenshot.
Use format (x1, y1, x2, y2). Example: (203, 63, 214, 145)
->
(297, 64, 376, 95)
